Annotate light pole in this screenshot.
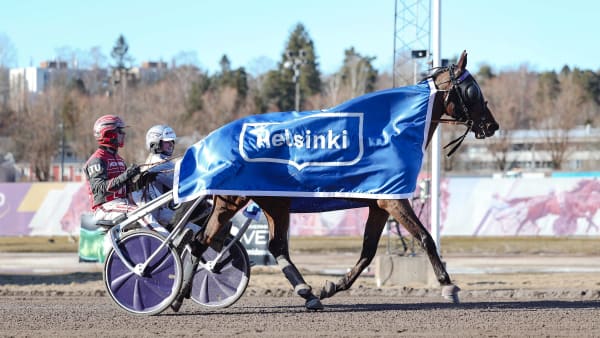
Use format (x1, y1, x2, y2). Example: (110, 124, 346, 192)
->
(59, 121, 65, 182)
(411, 50, 427, 84)
(431, 0, 441, 255)
(284, 49, 307, 111)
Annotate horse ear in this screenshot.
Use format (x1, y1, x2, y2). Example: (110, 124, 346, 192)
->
(457, 50, 468, 70)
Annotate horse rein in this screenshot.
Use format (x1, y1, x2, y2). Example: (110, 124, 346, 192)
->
(139, 154, 182, 170)
(136, 154, 182, 200)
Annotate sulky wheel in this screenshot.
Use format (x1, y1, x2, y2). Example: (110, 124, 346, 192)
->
(186, 238, 251, 308)
(104, 229, 182, 315)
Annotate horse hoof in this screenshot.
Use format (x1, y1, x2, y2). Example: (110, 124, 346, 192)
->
(441, 284, 461, 304)
(305, 298, 324, 311)
(319, 280, 336, 299)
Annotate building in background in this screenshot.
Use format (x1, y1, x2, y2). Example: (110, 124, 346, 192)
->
(7, 59, 165, 107)
(6, 60, 169, 182)
(132, 61, 168, 84)
(9, 61, 77, 110)
(456, 125, 600, 173)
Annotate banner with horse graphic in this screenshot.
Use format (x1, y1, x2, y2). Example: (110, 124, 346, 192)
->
(174, 80, 437, 209)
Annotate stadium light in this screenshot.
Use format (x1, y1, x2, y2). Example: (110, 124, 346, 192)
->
(411, 50, 428, 58)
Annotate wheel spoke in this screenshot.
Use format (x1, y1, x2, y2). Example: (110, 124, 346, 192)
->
(197, 273, 210, 304)
(190, 242, 249, 308)
(132, 279, 145, 311)
(105, 231, 182, 315)
(141, 277, 172, 300)
(140, 236, 151, 260)
(109, 270, 135, 292)
(147, 249, 173, 274)
(211, 275, 238, 295)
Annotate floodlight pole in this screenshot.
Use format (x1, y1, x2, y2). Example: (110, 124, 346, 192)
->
(295, 77, 300, 112)
(59, 121, 65, 182)
(284, 50, 306, 111)
(431, 0, 442, 254)
(411, 50, 428, 83)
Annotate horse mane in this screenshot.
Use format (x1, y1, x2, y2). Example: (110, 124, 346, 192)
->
(424, 66, 449, 82)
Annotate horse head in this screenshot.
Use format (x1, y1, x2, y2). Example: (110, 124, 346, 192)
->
(434, 51, 499, 140)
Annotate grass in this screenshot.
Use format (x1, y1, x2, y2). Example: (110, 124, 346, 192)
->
(1, 235, 599, 255)
(290, 235, 600, 255)
(0, 236, 79, 253)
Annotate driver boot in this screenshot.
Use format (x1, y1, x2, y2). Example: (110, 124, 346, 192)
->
(170, 241, 202, 313)
(172, 227, 194, 254)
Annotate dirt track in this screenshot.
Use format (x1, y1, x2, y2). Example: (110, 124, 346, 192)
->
(1, 270, 600, 337)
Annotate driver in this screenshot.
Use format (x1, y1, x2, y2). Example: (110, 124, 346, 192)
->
(83, 115, 160, 259)
(135, 124, 178, 228)
(135, 124, 211, 313)
(84, 115, 140, 225)
(136, 124, 212, 233)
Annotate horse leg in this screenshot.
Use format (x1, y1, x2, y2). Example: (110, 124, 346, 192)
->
(253, 197, 323, 311)
(319, 205, 388, 300)
(170, 195, 250, 312)
(382, 199, 460, 303)
(196, 195, 250, 253)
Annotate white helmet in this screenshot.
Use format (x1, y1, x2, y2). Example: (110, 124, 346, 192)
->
(146, 125, 176, 155)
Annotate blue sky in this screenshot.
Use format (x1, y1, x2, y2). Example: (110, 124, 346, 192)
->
(1, 0, 598, 75)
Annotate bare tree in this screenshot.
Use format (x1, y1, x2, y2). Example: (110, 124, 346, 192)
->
(13, 88, 65, 181)
(482, 65, 536, 171)
(535, 71, 585, 170)
(342, 53, 370, 97)
(67, 92, 97, 161)
(0, 33, 17, 67)
(74, 47, 109, 95)
(321, 73, 343, 107)
(391, 51, 416, 87)
(169, 55, 202, 115)
(375, 71, 394, 90)
(321, 48, 378, 106)
(0, 34, 17, 109)
(201, 87, 240, 132)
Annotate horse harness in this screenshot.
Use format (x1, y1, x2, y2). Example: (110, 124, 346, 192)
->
(432, 65, 488, 156)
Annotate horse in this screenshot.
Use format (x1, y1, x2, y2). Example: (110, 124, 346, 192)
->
(181, 51, 499, 310)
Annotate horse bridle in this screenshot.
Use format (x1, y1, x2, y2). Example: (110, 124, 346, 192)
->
(433, 65, 487, 156)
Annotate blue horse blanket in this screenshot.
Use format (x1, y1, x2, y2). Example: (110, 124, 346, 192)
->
(174, 79, 437, 212)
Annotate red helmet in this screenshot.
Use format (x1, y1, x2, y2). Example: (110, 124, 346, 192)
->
(93, 115, 126, 148)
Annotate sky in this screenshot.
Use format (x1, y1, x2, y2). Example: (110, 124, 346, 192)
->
(1, 0, 599, 75)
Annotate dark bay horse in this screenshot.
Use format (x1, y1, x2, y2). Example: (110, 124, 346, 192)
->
(188, 51, 499, 310)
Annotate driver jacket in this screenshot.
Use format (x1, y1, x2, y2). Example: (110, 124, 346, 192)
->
(84, 146, 132, 210)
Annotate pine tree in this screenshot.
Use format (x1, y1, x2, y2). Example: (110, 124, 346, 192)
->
(262, 23, 321, 111)
(339, 47, 378, 95)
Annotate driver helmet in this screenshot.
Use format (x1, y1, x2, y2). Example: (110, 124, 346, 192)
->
(146, 124, 176, 156)
(93, 115, 126, 148)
